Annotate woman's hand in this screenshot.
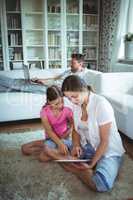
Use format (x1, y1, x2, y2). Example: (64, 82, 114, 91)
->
(71, 146, 82, 158)
(58, 142, 69, 155)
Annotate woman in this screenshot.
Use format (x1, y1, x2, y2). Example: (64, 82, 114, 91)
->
(61, 75, 125, 192)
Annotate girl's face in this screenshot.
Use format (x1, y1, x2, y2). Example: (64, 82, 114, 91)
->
(64, 91, 88, 105)
(48, 97, 64, 110)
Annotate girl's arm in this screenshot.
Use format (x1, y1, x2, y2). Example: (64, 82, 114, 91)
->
(41, 117, 69, 155)
(89, 122, 111, 168)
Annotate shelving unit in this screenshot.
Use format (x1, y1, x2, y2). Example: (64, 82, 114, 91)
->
(21, 0, 45, 69)
(0, 0, 99, 71)
(82, 0, 99, 69)
(0, 19, 4, 70)
(47, 0, 62, 69)
(5, 0, 23, 70)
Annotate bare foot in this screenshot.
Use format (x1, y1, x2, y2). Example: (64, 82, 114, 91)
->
(38, 151, 52, 162)
(45, 146, 72, 160)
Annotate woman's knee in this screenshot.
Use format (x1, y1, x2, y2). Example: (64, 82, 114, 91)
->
(92, 171, 113, 192)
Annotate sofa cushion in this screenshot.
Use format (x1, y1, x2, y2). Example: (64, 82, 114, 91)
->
(95, 72, 133, 94)
(0, 92, 45, 122)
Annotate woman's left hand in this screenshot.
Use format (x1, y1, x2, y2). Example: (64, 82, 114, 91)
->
(71, 146, 82, 158)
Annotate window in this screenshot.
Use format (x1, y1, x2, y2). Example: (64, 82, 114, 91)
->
(117, 0, 133, 61)
(111, 0, 133, 66)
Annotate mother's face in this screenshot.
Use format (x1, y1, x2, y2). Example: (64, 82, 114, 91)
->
(64, 91, 87, 105)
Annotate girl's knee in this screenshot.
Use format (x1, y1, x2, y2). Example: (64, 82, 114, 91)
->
(21, 144, 30, 156)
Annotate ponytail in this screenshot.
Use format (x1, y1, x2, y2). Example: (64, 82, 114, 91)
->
(87, 85, 94, 92)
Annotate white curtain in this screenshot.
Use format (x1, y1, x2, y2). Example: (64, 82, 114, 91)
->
(111, 0, 133, 66)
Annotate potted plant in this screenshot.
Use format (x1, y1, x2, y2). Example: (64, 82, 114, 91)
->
(124, 33, 133, 60)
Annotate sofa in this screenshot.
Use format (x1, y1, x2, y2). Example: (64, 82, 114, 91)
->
(94, 72, 133, 140)
(0, 69, 133, 139)
(0, 69, 64, 122)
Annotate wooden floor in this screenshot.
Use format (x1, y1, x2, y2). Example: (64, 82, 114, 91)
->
(0, 119, 133, 159)
(0, 119, 43, 133)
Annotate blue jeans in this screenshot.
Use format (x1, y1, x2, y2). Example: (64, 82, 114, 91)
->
(80, 143, 123, 192)
(44, 138, 72, 151)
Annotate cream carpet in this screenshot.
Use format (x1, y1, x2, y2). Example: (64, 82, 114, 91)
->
(0, 130, 133, 200)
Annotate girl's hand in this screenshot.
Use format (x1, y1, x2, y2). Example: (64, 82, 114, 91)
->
(71, 146, 82, 158)
(58, 142, 69, 155)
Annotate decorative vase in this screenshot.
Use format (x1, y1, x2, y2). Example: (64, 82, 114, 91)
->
(125, 41, 133, 60)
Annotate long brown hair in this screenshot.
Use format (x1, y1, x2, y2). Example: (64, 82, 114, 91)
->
(62, 75, 93, 93)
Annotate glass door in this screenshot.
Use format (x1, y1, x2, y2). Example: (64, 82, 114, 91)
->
(6, 0, 23, 70)
(82, 0, 98, 69)
(0, 19, 4, 70)
(47, 0, 61, 68)
(22, 0, 44, 69)
(66, 0, 79, 67)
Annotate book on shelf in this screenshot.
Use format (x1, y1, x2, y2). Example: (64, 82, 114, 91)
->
(83, 48, 96, 59)
(66, 2, 79, 13)
(48, 4, 61, 13)
(67, 32, 79, 45)
(48, 32, 60, 46)
(9, 47, 23, 60)
(83, 0, 98, 14)
(15, 0, 20, 11)
(7, 15, 21, 29)
(8, 32, 22, 46)
(0, 52, 3, 60)
(83, 15, 98, 30)
(49, 61, 61, 69)
(0, 62, 4, 70)
(48, 48, 61, 60)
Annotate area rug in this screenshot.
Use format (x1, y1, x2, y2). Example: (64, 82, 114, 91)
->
(0, 130, 133, 200)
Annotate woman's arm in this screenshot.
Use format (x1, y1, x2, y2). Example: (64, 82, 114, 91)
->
(41, 117, 69, 155)
(69, 117, 82, 157)
(89, 122, 111, 168)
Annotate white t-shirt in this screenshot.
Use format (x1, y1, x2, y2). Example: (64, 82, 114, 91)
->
(69, 92, 125, 158)
(55, 68, 89, 87)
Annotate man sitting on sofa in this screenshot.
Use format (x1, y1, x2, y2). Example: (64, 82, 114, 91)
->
(0, 53, 88, 94)
(32, 53, 88, 87)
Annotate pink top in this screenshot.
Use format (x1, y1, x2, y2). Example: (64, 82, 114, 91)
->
(40, 105, 73, 138)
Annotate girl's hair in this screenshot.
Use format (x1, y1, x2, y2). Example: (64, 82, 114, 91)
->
(62, 75, 93, 93)
(46, 85, 63, 102)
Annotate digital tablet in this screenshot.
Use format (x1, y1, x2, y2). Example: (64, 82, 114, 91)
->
(54, 159, 90, 162)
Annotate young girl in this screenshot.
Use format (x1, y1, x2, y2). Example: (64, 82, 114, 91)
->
(61, 75, 125, 192)
(21, 85, 77, 162)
